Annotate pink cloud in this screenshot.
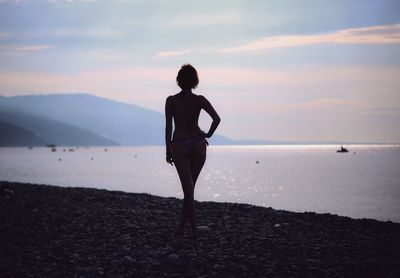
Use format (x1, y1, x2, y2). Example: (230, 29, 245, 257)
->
(220, 23, 400, 53)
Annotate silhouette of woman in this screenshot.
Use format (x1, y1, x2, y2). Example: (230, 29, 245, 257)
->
(165, 64, 220, 239)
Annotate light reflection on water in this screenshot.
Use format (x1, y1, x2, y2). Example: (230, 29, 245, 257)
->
(0, 145, 399, 222)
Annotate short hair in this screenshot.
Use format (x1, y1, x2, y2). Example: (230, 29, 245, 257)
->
(176, 64, 199, 90)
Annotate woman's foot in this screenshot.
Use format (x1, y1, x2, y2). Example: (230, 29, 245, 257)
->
(174, 223, 185, 237)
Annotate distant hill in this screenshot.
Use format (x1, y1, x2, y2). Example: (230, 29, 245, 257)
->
(0, 94, 165, 145)
(0, 121, 46, 146)
(0, 94, 235, 146)
(0, 111, 118, 147)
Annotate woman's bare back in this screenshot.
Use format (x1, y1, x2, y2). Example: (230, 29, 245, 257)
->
(165, 91, 220, 141)
(168, 92, 203, 139)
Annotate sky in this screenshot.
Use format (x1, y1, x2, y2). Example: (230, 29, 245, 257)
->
(0, 0, 400, 143)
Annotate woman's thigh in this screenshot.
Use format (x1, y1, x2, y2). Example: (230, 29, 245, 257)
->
(191, 139, 207, 184)
(171, 142, 194, 196)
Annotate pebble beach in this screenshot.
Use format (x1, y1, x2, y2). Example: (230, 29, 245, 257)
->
(1, 181, 399, 277)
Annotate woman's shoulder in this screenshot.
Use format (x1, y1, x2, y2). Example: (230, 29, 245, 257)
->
(166, 92, 208, 104)
(192, 93, 207, 101)
(166, 92, 206, 99)
(166, 93, 179, 102)
(193, 94, 210, 106)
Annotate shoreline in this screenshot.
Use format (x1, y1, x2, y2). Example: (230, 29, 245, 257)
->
(1, 181, 400, 277)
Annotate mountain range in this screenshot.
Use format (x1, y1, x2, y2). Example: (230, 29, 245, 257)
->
(0, 93, 236, 147)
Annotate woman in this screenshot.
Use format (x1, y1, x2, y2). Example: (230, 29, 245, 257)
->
(165, 64, 220, 239)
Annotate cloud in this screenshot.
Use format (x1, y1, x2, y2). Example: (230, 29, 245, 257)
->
(14, 45, 51, 51)
(47, 0, 97, 3)
(220, 23, 400, 53)
(154, 49, 191, 58)
(0, 0, 97, 2)
(166, 11, 241, 27)
(0, 44, 51, 53)
(48, 28, 126, 39)
(0, 0, 25, 3)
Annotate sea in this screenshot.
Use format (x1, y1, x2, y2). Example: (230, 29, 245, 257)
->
(1, 145, 399, 223)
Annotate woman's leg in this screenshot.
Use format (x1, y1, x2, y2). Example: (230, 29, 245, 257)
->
(188, 139, 207, 238)
(171, 143, 195, 237)
(191, 138, 207, 185)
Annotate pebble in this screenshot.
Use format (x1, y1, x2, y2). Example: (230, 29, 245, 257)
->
(213, 264, 224, 270)
(124, 256, 135, 263)
(1, 181, 400, 278)
(3, 188, 14, 194)
(198, 225, 211, 232)
(168, 253, 179, 261)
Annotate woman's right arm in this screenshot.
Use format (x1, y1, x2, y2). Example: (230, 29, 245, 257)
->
(165, 96, 173, 165)
(200, 96, 221, 138)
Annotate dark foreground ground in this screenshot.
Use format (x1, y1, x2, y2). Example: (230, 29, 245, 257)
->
(1, 181, 399, 278)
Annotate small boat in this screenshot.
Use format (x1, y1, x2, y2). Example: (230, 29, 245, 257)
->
(337, 146, 349, 153)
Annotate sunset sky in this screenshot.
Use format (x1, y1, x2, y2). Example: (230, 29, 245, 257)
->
(1, 0, 399, 143)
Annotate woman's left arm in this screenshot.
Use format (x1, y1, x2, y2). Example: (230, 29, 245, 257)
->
(200, 96, 221, 138)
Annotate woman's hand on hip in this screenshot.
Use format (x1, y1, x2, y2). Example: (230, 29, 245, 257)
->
(166, 151, 173, 166)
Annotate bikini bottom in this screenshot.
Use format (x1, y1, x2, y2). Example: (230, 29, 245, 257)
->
(173, 136, 205, 153)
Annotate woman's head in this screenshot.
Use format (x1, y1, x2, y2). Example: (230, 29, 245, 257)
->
(176, 64, 199, 90)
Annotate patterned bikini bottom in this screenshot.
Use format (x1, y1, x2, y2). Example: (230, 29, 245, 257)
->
(173, 136, 206, 153)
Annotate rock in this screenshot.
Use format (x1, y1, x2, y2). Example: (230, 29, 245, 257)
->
(213, 263, 224, 270)
(108, 267, 120, 276)
(198, 226, 211, 232)
(31, 207, 39, 213)
(168, 253, 179, 261)
(239, 264, 248, 271)
(1, 181, 400, 277)
(249, 254, 257, 260)
(124, 255, 135, 263)
(3, 188, 14, 194)
(111, 259, 120, 266)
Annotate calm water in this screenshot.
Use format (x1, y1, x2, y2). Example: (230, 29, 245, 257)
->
(1, 145, 399, 222)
